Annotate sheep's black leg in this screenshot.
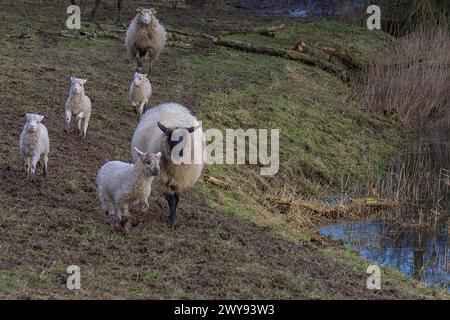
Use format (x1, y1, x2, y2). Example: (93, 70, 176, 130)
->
(165, 193, 179, 229)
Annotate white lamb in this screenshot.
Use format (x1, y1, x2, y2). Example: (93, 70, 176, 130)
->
(19, 113, 50, 181)
(125, 7, 167, 72)
(97, 149, 161, 234)
(131, 103, 203, 229)
(129, 72, 152, 118)
(64, 77, 92, 139)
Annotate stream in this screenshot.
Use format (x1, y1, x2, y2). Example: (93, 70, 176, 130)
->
(321, 139, 450, 292)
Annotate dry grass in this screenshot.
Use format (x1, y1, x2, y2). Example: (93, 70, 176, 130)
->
(357, 27, 450, 133)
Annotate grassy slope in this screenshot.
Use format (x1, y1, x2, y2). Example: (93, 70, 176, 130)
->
(0, 1, 446, 299)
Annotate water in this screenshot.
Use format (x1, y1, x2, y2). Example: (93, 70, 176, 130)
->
(320, 216, 450, 291)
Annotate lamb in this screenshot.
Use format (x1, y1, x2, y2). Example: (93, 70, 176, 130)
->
(97, 149, 161, 234)
(129, 72, 152, 118)
(19, 113, 50, 181)
(64, 77, 92, 139)
(125, 7, 167, 72)
(131, 103, 203, 229)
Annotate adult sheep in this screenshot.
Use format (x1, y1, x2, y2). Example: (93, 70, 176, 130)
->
(125, 7, 167, 72)
(131, 103, 203, 229)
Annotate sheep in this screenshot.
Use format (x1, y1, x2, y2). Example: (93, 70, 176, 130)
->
(129, 72, 152, 118)
(64, 77, 92, 139)
(97, 149, 161, 234)
(19, 113, 50, 181)
(131, 103, 203, 229)
(125, 7, 167, 72)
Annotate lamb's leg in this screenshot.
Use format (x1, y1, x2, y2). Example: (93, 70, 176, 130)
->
(65, 110, 72, 134)
(120, 203, 132, 235)
(138, 102, 145, 118)
(76, 112, 84, 136)
(30, 154, 39, 181)
(24, 157, 31, 179)
(81, 115, 90, 139)
(42, 153, 48, 177)
(165, 192, 180, 229)
(111, 205, 122, 232)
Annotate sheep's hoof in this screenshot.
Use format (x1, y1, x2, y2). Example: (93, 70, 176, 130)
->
(168, 218, 177, 230)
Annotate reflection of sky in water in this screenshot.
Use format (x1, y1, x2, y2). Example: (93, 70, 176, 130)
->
(320, 218, 450, 291)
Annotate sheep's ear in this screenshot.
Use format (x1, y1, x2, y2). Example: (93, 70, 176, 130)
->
(157, 122, 169, 135)
(136, 7, 144, 13)
(150, 8, 157, 15)
(70, 76, 74, 82)
(134, 147, 147, 160)
(156, 152, 161, 158)
(38, 115, 44, 122)
(25, 113, 30, 120)
(81, 79, 87, 84)
(143, 74, 148, 78)
(187, 125, 200, 133)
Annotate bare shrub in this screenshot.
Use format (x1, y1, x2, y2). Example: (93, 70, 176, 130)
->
(358, 27, 450, 132)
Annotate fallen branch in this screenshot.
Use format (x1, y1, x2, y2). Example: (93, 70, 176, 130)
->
(204, 175, 230, 187)
(168, 41, 194, 49)
(214, 37, 349, 81)
(290, 41, 361, 70)
(271, 197, 397, 218)
(222, 23, 287, 37)
(95, 22, 121, 40)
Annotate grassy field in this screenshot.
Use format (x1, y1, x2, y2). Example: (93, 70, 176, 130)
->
(0, 0, 447, 299)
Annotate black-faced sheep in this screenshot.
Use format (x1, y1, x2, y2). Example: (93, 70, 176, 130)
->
(131, 103, 203, 229)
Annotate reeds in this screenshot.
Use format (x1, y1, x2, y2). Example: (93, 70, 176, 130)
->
(358, 27, 450, 133)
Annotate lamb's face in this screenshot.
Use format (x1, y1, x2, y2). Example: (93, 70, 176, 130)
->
(142, 152, 161, 176)
(133, 72, 147, 87)
(135, 148, 161, 176)
(25, 113, 44, 132)
(136, 8, 156, 25)
(70, 77, 87, 95)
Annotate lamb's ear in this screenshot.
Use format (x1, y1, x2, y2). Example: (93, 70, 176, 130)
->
(25, 113, 30, 120)
(134, 147, 147, 160)
(81, 79, 87, 84)
(157, 122, 169, 135)
(38, 115, 44, 122)
(70, 76, 74, 82)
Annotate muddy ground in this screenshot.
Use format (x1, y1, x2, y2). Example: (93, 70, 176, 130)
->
(0, 0, 446, 299)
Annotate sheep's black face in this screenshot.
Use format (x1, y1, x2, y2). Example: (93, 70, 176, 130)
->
(169, 135, 184, 157)
(157, 122, 199, 161)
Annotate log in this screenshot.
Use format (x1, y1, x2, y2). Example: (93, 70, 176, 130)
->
(222, 23, 287, 37)
(271, 197, 397, 217)
(204, 175, 230, 187)
(213, 37, 349, 82)
(290, 41, 361, 70)
(168, 41, 194, 49)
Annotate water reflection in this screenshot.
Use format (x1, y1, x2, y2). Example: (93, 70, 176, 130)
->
(320, 216, 450, 291)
